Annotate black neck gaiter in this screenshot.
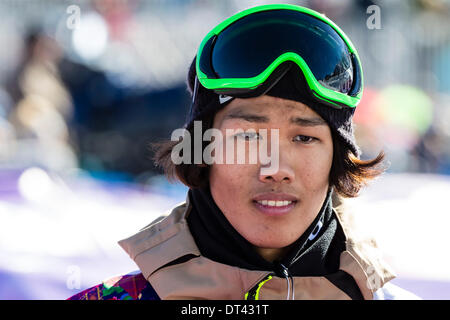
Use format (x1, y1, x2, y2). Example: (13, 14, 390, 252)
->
(187, 184, 346, 277)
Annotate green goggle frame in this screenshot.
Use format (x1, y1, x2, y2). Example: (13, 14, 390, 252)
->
(195, 4, 364, 109)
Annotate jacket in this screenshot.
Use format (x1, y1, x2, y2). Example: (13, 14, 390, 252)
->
(68, 194, 419, 300)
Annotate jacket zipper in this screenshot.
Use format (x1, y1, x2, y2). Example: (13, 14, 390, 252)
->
(279, 263, 294, 300)
(245, 265, 294, 300)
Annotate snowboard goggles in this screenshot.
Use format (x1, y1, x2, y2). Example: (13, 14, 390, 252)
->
(195, 4, 363, 109)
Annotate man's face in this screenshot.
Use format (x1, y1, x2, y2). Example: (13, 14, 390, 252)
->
(209, 95, 333, 251)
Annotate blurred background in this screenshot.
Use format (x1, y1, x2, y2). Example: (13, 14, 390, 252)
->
(0, 0, 449, 299)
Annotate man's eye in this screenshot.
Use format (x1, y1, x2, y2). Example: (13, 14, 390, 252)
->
(293, 135, 317, 144)
(235, 132, 261, 141)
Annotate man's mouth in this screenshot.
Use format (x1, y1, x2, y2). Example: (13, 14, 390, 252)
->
(252, 193, 298, 215)
(252, 200, 297, 216)
(254, 200, 295, 207)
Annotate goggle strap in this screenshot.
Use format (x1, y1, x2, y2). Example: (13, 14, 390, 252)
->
(192, 75, 199, 104)
(186, 76, 200, 125)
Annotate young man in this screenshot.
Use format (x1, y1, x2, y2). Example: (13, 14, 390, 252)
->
(68, 4, 419, 300)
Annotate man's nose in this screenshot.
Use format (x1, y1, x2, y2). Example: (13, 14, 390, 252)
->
(258, 149, 295, 183)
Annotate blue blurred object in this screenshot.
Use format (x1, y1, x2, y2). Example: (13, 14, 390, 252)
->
(434, 44, 450, 93)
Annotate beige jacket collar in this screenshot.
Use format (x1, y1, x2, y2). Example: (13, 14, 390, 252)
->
(119, 194, 396, 300)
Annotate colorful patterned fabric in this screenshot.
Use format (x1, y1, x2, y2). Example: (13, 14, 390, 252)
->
(67, 272, 160, 300)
